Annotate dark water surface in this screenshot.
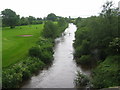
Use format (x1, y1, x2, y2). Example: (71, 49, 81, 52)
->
(22, 23, 91, 88)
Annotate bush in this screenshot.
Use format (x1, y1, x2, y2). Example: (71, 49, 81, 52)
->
(43, 21, 57, 39)
(74, 71, 90, 87)
(36, 37, 53, 52)
(21, 67, 31, 80)
(29, 46, 41, 58)
(2, 69, 23, 88)
(74, 40, 90, 58)
(29, 45, 53, 64)
(92, 55, 120, 88)
(109, 37, 120, 54)
(2, 57, 45, 88)
(29, 37, 53, 64)
(40, 50, 53, 64)
(77, 55, 93, 65)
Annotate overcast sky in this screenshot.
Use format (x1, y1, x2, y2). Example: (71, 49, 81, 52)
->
(0, 0, 119, 18)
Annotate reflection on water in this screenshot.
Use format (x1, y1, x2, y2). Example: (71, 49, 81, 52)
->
(22, 23, 91, 88)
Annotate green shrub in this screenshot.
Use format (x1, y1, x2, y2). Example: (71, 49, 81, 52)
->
(109, 38, 120, 54)
(77, 55, 93, 65)
(43, 21, 57, 39)
(29, 46, 53, 64)
(74, 71, 90, 87)
(37, 38, 53, 52)
(74, 46, 83, 57)
(29, 37, 54, 64)
(21, 67, 31, 80)
(2, 70, 23, 88)
(29, 46, 41, 58)
(2, 57, 45, 88)
(40, 50, 53, 64)
(74, 40, 90, 58)
(92, 55, 120, 88)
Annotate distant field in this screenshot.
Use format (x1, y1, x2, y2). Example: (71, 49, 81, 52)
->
(2, 24, 44, 68)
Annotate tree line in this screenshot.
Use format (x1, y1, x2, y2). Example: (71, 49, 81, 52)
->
(74, 1, 120, 88)
(1, 9, 70, 28)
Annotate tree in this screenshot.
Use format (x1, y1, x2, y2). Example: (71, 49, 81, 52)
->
(28, 16, 36, 24)
(58, 18, 66, 27)
(43, 21, 57, 39)
(1, 9, 19, 28)
(37, 18, 42, 21)
(75, 17, 81, 26)
(19, 17, 29, 25)
(109, 38, 120, 54)
(100, 1, 119, 24)
(46, 13, 57, 21)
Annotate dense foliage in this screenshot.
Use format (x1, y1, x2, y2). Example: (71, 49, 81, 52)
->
(1, 9, 19, 28)
(74, 1, 120, 88)
(42, 18, 68, 39)
(29, 37, 54, 64)
(19, 16, 43, 25)
(46, 13, 57, 21)
(92, 56, 120, 88)
(57, 18, 68, 36)
(74, 71, 90, 87)
(2, 57, 45, 88)
(42, 21, 58, 39)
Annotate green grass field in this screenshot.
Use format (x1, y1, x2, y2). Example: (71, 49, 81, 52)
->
(2, 24, 44, 68)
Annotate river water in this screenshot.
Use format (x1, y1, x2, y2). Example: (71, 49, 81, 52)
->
(22, 23, 91, 88)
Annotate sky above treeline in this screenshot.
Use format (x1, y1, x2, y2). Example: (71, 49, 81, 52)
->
(0, 0, 119, 18)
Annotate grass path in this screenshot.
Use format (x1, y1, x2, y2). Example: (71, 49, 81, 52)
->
(2, 24, 44, 68)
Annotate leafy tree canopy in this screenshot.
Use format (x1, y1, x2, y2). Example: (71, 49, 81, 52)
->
(1, 9, 19, 28)
(46, 13, 57, 21)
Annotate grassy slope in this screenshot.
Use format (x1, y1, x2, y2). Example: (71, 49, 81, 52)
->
(2, 24, 43, 68)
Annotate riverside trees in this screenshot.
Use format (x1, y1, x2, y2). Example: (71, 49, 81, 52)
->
(74, 1, 120, 88)
(43, 18, 68, 39)
(74, 1, 119, 64)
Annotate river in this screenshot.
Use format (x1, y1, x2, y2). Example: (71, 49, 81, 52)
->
(22, 23, 91, 88)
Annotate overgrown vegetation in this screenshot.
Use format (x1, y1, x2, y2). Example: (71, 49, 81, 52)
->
(74, 1, 120, 88)
(29, 38, 54, 64)
(2, 57, 45, 88)
(74, 71, 90, 88)
(91, 56, 120, 88)
(42, 18, 68, 39)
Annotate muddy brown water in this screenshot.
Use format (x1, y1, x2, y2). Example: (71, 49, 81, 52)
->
(22, 23, 91, 88)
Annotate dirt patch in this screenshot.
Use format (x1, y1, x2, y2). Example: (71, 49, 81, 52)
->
(17, 35, 33, 37)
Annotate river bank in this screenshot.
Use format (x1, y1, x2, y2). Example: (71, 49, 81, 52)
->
(22, 23, 91, 88)
(2, 19, 68, 88)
